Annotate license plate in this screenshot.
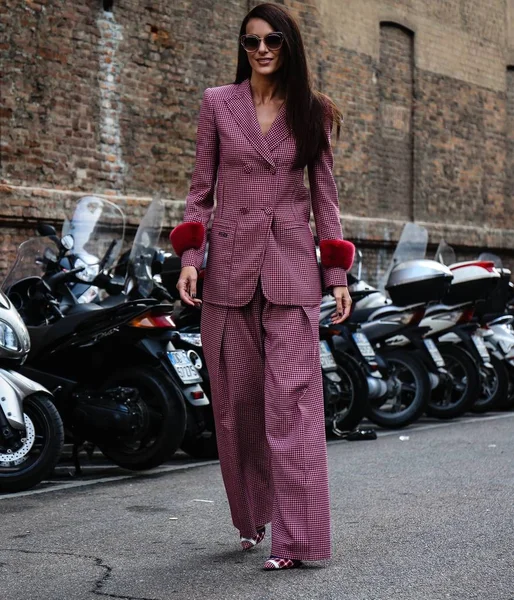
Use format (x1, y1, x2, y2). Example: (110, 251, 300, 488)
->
(319, 341, 337, 371)
(424, 339, 445, 367)
(167, 350, 202, 384)
(352, 332, 376, 359)
(471, 335, 490, 362)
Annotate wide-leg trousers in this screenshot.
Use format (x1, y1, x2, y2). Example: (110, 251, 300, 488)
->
(201, 281, 331, 561)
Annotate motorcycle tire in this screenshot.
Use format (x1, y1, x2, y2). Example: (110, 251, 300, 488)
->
(329, 351, 367, 434)
(367, 349, 429, 428)
(0, 394, 64, 494)
(98, 367, 186, 471)
(426, 344, 479, 419)
(471, 353, 509, 413)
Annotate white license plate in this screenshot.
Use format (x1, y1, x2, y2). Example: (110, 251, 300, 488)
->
(352, 332, 376, 359)
(424, 339, 445, 367)
(319, 341, 337, 371)
(471, 335, 490, 362)
(167, 350, 202, 384)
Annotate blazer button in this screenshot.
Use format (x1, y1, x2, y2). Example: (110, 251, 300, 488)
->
(264, 206, 273, 215)
(240, 207, 249, 215)
(243, 163, 252, 174)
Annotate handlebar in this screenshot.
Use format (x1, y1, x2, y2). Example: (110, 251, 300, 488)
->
(45, 266, 85, 291)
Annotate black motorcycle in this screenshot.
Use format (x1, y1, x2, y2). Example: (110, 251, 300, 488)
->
(2, 198, 203, 471)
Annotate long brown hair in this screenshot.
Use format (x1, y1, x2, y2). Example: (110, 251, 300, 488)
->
(235, 3, 342, 170)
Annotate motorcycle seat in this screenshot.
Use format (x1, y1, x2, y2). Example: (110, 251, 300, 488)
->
(65, 303, 104, 315)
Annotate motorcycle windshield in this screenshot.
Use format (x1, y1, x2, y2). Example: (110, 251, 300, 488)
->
(478, 252, 503, 268)
(127, 198, 164, 297)
(434, 239, 456, 266)
(1, 237, 60, 293)
(378, 222, 428, 292)
(62, 196, 125, 273)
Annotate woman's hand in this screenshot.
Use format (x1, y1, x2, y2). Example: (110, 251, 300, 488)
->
(330, 286, 352, 324)
(176, 266, 202, 307)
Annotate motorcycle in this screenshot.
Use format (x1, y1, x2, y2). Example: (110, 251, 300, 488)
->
(327, 225, 453, 428)
(0, 289, 64, 493)
(2, 196, 193, 471)
(431, 241, 503, 415)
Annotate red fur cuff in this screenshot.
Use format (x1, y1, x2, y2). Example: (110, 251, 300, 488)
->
(319, 239, 355, 270)
(169, 222, 205, 257)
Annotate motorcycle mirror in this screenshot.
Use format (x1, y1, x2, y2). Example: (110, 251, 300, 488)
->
(37, 223, 57, 237)
(61, 234, 74, 251)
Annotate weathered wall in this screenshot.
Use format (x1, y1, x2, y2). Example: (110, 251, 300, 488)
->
(1, 0, 514, 281)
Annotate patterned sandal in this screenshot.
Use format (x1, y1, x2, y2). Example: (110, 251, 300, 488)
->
(240, 526, 266, 551)
(263, 556, 303, 570)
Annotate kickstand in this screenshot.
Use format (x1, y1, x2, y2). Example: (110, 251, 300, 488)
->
(332, 424, 378, 441)
(72, 443, 82, 476)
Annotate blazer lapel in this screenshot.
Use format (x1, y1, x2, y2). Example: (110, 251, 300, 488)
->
(224, 80, 275, 167)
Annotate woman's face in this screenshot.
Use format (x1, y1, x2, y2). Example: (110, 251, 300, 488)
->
(244, 18, 283, 77)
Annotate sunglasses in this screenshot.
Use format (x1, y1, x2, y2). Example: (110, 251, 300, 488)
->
(240, 32, 284, 53)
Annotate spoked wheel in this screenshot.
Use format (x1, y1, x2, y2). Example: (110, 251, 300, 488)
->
(367, 349, 429, 428)
(325, 352, 366, 435)
(98, 367, 186, 470)
(471, 354, 509, 413)
(426, 344, 479, 419)
(0, 394, 64, 493)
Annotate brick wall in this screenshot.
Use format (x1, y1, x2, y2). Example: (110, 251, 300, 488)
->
(1, 0, 514, 285)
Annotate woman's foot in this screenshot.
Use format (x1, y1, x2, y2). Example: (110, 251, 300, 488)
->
(263, 556, 303, 570)
(240, 526, 266, 551)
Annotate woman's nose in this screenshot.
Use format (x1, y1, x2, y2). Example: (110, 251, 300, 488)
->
(258, 40, 268, 53)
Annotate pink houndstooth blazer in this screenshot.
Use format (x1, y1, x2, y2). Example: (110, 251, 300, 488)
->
(171, 79, 354, 307)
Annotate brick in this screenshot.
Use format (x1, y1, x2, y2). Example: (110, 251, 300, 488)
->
(1, 0, 514, 283)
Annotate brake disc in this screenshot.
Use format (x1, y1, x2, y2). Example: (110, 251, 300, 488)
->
(0, 414, 36, 465)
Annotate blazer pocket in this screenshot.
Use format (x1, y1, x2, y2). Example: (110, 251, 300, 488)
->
(207, 219, 236, 268)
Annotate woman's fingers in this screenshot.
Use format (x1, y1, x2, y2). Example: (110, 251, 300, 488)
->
(176, 267, 202, 307)
(331, 286, 352, 324)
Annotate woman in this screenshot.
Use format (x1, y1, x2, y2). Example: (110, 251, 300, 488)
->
(170, 3, 354, 570)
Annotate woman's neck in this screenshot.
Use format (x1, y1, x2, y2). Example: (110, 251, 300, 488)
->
(250, 73, 284, 104)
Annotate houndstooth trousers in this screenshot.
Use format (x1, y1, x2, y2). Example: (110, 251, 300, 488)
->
(201, 280, 331, 561)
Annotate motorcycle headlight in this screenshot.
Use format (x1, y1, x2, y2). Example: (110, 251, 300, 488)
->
(74, 258, 100, 283)
(0, 319, 21, 351)
(178, 332, 202, 347)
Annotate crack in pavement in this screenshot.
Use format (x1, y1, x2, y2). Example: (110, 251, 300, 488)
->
(3, 548, 161, 600)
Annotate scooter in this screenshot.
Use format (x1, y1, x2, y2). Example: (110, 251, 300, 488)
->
(0, 289, 64, 493)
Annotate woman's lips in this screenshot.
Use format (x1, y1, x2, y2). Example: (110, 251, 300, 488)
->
(257, 59, 272, 65)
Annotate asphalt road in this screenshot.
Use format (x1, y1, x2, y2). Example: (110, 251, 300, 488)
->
(1, 413, 514, 600)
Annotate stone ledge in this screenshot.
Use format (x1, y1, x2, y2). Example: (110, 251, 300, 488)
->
(1, 184, 513, 251)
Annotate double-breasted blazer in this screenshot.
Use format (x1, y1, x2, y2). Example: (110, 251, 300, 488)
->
(170, 79, 354, 307)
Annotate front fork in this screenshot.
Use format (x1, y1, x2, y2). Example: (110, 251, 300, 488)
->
(0, 370, 53, 446)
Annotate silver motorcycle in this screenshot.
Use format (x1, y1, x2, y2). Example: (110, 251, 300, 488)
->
(0, 290, 64, 493)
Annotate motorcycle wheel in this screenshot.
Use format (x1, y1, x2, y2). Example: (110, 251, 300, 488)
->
(471, 354, 509, 413)
(325, 352, 366, 435)
(426, 344, 479, 419)
(367, 349, 429, 428)
(98, 367, 186, 471)
(0, 395, 64, 494)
